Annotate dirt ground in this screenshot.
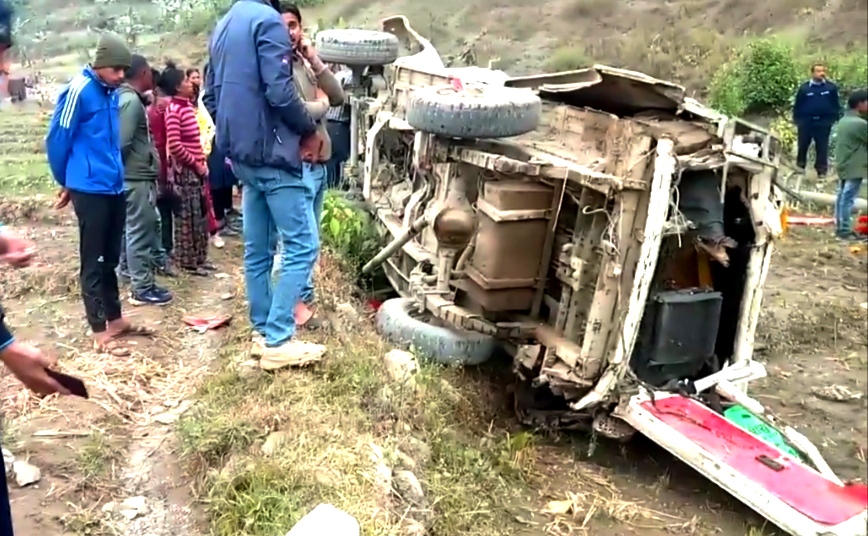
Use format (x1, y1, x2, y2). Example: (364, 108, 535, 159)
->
(0, 202, 863, 536)
(0, 208, 238, 535)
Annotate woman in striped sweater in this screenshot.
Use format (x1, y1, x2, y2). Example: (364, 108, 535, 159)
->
(158, 63, 213, 276)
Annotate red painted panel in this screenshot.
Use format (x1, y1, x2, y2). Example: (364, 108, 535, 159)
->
(640, 396, 868, 525)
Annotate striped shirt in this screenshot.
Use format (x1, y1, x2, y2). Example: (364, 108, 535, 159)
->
(325, 69, 352, 123)
(165, 97, 204, 170)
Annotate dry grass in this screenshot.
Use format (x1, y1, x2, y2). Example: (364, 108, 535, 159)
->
(169, 254, 714, 536)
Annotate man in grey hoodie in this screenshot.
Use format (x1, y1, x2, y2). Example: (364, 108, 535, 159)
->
(117, 55, 173, 306)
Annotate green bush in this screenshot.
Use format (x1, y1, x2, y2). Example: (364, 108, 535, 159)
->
(825, 50, 868, 104)
(709, 38, 799, 116)
(320, 191, 381, 272)
(547, 45, 591, 72)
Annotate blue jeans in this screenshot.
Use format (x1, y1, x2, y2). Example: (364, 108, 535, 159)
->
(301, 163, 327, 304)
(835, 177, 863, 236)
(233, 163, 317, 346)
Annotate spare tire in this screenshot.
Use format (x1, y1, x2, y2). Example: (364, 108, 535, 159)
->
(315, 29, 400, 66)
(376, 298, 497, 366)
(406, 84, 541, 139)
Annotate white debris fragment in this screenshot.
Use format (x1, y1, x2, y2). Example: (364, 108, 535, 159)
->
(12, 460, 41, 487)
(118, 495, 149, 519)
(286, 503, 360, 536)
(383, 349, 418, 384)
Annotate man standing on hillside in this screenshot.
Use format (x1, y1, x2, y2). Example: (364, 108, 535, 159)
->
(833, 89, 868, 241)
(793, 63, 840, 178)
(205, 0, 326, 369)
(46, 33, 155, 356)
(117, 54, 174, 306)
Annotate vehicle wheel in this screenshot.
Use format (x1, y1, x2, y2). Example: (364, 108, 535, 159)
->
(315, 29, 400, 66)
(406, 84, 541, 138)
(376, 298, 497, 366)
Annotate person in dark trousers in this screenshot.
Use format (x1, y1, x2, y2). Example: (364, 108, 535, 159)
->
(324, 65, 352, 189)
(148, 71, 176, 263)
(834, 89, 868, 241)
(117, 55, 173, 306)
(46, 33, 155, 357)
(793, 63, 840, 177)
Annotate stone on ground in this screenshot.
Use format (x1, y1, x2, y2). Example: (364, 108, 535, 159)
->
(285, 503, 359, 536)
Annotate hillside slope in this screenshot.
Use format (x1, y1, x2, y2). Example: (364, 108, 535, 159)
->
(312, 0, 867, 93)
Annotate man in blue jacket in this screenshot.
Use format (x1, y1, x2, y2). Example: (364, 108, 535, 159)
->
(46, 33, 151, 356)
(793, 63, 840, 177)
(206, 0, 326, 369)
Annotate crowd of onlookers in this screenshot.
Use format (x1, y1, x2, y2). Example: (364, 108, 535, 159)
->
(0, 1, 353, 530)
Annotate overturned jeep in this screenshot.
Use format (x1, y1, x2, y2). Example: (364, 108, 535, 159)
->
(315, 17, 868, 536)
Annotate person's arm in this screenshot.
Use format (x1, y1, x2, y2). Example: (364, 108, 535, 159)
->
(254, 14, 316, 137)
(792, 84, 805, 125)
(304, 87, 330, 120)
(118, 91, 142, 161)
(202, 62, 217, 121)
(165, 105, 200, 168)
(45, 79, 87, 187)
(830, 83, 841, 121)
(314, 66, 345, 107)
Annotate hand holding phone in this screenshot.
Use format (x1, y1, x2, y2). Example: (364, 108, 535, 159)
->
(44, 369, 88, 399)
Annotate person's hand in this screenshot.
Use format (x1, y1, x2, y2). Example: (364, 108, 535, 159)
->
(55, 187, 70, 210)
(0, 342, 70, 397)
(196, 162, 209, 177)
(0, 231, 36, 268)
(299, 34, 317, 62)
(299, 131, 323, 162)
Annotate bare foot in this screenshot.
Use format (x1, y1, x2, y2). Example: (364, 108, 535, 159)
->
(92, 332, 131, 356)
(106, 318, 156, 339)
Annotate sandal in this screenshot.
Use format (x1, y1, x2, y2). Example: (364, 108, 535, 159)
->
(183, 266, 209, 277)
(94, 339, 131, 357)
(200, 262, 218, 272)
(113, 324, 156, 338)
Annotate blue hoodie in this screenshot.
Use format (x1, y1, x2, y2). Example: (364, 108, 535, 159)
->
(205, 0, 315, 172)
(793, 79, 841, 127)
(46, 66, 124, 195)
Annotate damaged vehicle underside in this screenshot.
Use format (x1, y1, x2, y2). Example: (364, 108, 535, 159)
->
(314, 16, 868, 536)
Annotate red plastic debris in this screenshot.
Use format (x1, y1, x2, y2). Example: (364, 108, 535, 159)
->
(855, 215, 867, 236)
(182, 315, 232, 331)
(448, 75, 464, 92)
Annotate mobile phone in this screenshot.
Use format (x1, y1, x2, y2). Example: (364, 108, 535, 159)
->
(45, 369, 89, 399)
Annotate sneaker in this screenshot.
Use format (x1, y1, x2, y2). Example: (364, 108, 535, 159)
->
(130, 287, 173, 306)
(211, 234, 225, 249)
(259, 340, 326, 370)
(221, 225, 240, 237)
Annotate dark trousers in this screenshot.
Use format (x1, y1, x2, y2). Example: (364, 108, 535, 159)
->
(156, 196, 174, 255)
(326, 120, 350, 189)
(211, 187, 234, 222)
(0, 448, 12, 536)
(796, 122, 832, 175)
(70, 191, 125, 333)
